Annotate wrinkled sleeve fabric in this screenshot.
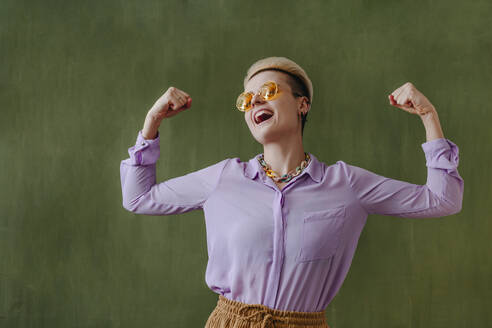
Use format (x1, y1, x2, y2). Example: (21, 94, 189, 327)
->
(120, 130, 229, 215)
(338, 138, 464, 218)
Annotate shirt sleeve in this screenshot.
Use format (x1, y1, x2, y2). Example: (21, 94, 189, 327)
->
(120, 129, 229, 215)
(338, 138, 464, 218)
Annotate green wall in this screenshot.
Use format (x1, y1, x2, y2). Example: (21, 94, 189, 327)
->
(1, 0, 489, 327)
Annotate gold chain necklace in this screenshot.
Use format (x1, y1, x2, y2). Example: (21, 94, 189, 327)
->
(257, 152, 311, 183)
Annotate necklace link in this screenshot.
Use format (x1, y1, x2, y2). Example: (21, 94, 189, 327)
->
(258, 153, 311, 183)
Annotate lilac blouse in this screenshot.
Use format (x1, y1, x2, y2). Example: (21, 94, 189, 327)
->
(120, 129, 464, 312)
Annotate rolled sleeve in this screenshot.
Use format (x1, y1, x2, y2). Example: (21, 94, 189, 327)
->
(126, 130, 161, 166)
(421, 138, 464, 212)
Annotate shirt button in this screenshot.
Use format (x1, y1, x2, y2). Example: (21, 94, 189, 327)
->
(141, 142, 146, 146)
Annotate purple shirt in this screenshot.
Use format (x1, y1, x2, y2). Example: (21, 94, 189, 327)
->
(120, 129, 464, 312)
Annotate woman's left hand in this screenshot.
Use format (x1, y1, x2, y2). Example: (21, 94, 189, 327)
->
(388, 82, 437, 118)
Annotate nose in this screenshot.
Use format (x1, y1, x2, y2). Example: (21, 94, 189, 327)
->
(250, 92, 266, 109)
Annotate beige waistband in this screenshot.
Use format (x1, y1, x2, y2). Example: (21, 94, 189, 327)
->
(205, 294, 330, 328)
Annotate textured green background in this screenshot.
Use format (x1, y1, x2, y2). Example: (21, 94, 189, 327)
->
(1, 0, 489, 327)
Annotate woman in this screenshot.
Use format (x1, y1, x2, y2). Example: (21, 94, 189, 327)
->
(120, 57, 464, 328)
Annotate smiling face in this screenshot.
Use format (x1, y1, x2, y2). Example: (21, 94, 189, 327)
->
(243, 70, 307, 145)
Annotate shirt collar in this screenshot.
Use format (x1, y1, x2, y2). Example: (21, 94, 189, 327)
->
(244, 152, 323, 183)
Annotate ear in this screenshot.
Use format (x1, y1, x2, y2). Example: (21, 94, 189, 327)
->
(300, 96, 310, 114)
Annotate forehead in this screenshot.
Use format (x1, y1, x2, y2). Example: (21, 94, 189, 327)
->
(244, 70, 290, 93)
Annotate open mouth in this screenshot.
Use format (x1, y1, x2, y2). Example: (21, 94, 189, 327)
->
(254, 111, 274, 125)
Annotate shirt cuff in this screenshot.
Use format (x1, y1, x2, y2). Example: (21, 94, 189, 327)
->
(421, 138, 460, 173)
(126, 130, 160, 165)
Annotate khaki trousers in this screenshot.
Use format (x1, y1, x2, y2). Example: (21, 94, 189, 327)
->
(205, 294, 330, 328)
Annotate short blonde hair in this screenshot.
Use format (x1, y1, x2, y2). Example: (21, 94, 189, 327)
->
(243, 56, 313, 105)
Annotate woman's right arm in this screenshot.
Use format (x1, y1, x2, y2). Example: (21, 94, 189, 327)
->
(120, 86, 229, 215)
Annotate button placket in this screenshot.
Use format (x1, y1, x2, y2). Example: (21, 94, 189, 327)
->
(264, 191, 286, 308)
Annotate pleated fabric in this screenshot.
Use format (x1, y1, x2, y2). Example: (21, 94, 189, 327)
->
(205, 295, 330, 328)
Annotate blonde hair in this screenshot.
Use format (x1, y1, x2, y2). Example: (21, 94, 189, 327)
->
(243, 56, 313, 105)
(243, 56, 313, 136)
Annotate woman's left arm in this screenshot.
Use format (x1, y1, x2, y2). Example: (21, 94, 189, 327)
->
(338, 83, 464, 218)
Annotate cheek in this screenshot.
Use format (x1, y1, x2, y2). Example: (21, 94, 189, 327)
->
(245, 113, 253, 127)
(273, 106, 296, 123)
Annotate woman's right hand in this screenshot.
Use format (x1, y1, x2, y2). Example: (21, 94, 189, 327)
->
(142, 86, 192, 139)
(148, 86, 192, 121)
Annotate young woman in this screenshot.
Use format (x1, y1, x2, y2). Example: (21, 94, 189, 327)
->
(120, 57, 464, 328)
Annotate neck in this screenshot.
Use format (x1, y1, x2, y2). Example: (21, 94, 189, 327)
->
(262, 137, 306, 176)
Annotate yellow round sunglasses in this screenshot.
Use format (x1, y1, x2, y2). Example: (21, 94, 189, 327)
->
(236, 80, 305, 112)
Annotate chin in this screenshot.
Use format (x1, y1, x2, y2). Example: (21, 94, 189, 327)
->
(250, 128, 280, 145)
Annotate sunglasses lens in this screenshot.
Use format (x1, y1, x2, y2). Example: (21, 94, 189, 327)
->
(236, 92, 252, 111)
(260, 81, 278, 100)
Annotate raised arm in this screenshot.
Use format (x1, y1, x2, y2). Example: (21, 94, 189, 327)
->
(120, 85, 228, 215)
(338, 82, 464, 218)
(120, 129, 228, 215)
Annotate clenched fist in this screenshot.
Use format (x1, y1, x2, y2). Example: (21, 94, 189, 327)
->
(142, 86, 192, 140)
(388, 82, 436, 118)
(148, 86, 192, 121)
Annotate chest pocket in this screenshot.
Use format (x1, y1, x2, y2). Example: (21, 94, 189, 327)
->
(296, 205, 346, 263)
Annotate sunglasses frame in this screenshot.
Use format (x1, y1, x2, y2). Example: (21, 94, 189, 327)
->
(236, 80, 305, 112)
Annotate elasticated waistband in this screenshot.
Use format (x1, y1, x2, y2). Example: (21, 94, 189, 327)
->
(207, 294, 329, 328)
